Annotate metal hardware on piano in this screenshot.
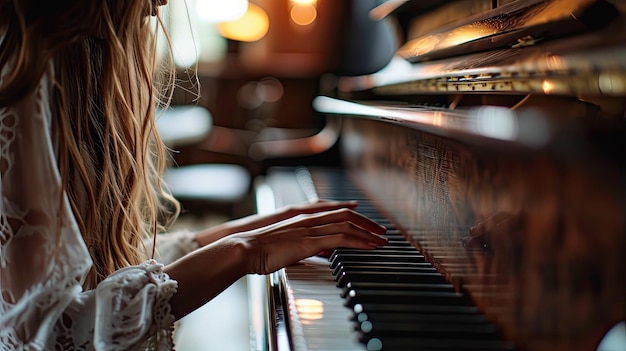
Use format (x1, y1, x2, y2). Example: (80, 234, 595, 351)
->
(249, 1, 626, 350)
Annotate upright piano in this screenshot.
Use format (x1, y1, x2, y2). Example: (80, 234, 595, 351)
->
(249, 1, 626, 350)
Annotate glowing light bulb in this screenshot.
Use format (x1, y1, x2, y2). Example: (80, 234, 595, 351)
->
(290, 3, 317, 26)
(197, 0, 248, 23)
(218, 3, 269, 42)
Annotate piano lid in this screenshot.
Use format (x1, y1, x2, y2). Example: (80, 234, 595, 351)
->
(336, 11, 626, 96)
(396, 0, 618, 63)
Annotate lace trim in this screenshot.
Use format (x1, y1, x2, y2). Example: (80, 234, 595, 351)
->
(2, 261, 177, 351)
(90, 260, 176, 351)
(141, 260, 178, 350)
(1, 106, 21, 268)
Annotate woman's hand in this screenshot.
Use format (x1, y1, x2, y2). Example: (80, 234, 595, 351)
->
(194, 200, 364, 247)
(232, 207, 388, 274)
(165, 206, 386, 319)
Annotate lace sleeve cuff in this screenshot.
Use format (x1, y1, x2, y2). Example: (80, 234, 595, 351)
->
(94, 260, 178, 351)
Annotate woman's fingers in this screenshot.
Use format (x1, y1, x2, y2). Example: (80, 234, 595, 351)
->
(238, 210, 388, 274)
(243, 229, 385, 275)
(279, 208, 387, 235)
(285, 200, 358, 216)
(303, 222, 387, 244)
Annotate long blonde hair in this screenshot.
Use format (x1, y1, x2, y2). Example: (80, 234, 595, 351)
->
(0, 0, 179, 289)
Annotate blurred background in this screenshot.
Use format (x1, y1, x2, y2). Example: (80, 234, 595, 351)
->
(161, 0, 349, 178)
(158, 0, 395, 196)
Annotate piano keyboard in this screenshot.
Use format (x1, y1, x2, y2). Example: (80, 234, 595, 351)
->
(257, 167, 516, 351)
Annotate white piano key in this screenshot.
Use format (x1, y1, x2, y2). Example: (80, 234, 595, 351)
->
(282, 258, 365, 351)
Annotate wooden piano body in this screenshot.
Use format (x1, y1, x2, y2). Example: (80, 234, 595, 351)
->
(249, 1, 626, 350)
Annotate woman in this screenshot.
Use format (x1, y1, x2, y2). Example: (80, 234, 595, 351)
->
(0, 0, 387, 350)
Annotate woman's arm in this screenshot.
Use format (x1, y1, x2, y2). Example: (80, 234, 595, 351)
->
(165, 207, 387, 319)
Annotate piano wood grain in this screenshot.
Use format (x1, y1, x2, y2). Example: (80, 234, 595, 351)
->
(339, 116, 625, 351)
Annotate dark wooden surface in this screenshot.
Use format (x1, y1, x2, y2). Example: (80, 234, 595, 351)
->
(340, 116, 625, 351)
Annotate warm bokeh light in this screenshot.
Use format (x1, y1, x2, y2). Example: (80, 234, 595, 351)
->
(432, 111, 443, 126)
(290, 3, 317, 26)
(542, 80, 554, 94)
(197, 0, 248, 22)
(218, 3, 269, 42)
(599, 72, 626, 94)
(290, 0, 317, 5)
(165, 0, 229, 67)
(295, 298, 324, 322)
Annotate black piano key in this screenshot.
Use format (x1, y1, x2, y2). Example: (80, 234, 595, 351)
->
(378, 242, 415, 249)
(364, 337, 516, 351)
(353, 303, 480, 315)
(344, 289, 468, 307)
(335, 260, 433, 268)
(376, 230, 404, 236)
(383, 234, 411, 239)
(357, 321, 499, 341)
(383, 238, 407, 242)
(330, 253, 426, 269)
(336, 271, 446, 288)
(355, 311, 488, 324)
(333, 247, 420, 258)
(330, 248, 425, 262)
(381, 232, 405, 238)
(341, 281, 455, 298)
(333, 264, 437, 278)
(382, 238, 410, 243)
(332, 261, 435, 276)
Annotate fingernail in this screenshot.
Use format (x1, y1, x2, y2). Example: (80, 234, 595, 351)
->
(368, 242, 381, 247)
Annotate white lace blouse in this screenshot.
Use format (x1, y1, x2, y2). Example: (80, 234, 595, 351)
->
(0, 55, 198, 349)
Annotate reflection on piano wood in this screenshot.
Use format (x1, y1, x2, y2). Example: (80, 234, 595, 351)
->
(250, 0, 625, 350)
(254, 167, 517, 351)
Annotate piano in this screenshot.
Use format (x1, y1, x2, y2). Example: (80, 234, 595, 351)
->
(248, 1, 626, 350)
